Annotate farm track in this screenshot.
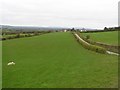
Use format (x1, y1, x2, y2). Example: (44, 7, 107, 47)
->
(74, 33, 119, 56)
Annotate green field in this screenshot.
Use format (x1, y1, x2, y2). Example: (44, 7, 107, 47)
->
(2, 32, 118, 88)
(82, 31, 118, 45)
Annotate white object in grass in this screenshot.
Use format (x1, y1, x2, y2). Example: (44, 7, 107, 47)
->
(7, 62, 15, 66)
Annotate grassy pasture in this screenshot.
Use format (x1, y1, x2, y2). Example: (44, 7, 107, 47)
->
(2, 32, 118, 88)
(82, 31, 118, 45)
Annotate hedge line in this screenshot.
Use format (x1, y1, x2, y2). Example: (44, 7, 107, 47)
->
(1, 34, 35, 41)
(72, 32, 106, 54)
(1, 32, 50, 41)
(76, 32, 120, 54)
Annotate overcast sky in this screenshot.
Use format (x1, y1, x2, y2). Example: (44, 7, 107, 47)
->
(0, 0, 119, 29)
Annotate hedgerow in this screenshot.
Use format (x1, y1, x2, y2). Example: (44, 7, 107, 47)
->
(76, 31, 119, 54)
(72, 32, 106, 54)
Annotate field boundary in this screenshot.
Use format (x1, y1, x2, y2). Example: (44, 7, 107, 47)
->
(77, 32, 120, 54)
(73, 32, 119, 56)
(91, 42, 120, 54)
(1, 32, 52, 41)
(73, 32, 106, 54)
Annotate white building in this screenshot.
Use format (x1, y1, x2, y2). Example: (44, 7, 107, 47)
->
(64, 30, 67, 32)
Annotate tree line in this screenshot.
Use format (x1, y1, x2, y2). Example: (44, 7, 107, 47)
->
(104, 27, 120, 31)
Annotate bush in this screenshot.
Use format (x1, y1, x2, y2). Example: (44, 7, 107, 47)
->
(34, 32, 39, 36)
(86, 35, 90, 40)
(2, 37, 7, 40)
(27, 34, 32, 37)
(15, 34, 20, 38)
(7, 36, 14, 39)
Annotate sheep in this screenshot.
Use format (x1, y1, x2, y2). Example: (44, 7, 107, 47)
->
(7, 61, 15, 66)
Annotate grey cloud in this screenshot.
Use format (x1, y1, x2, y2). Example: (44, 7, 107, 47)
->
(1, 0, 119, 29)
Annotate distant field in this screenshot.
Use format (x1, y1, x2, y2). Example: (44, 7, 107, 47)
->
(3, 32, 118, 88)
(82, 31, 118, 45)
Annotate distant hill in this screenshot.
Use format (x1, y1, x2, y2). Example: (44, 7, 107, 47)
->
(0, 25, 71, 31)
(0, 25, 100, 31)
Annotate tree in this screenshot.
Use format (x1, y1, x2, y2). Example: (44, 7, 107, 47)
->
(104, 27, 108, 31)
(71, 28, 75, 31)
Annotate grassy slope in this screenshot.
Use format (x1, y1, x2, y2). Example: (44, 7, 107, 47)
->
(82, 31, 118, 45)
(3, 32, 118, 88)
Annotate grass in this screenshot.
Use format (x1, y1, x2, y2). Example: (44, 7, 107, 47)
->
(81, 31, 118, 45)
(2, 32, 118, 88)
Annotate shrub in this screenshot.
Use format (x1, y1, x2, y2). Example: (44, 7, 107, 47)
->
(34, 32, 39, 36)
(7, 36, 14, 39)
(86, 35, 90, 40)
(15, 34, 20, 38)
(2, 37, 7, 40)
(27, 34, 32, 37)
